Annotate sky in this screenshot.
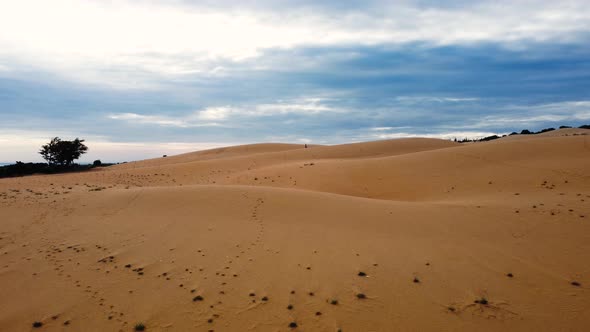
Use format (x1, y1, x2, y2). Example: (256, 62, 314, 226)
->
(1, 0, 590, 162)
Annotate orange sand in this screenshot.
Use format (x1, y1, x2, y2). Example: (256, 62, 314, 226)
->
(1, 129, 589, 331)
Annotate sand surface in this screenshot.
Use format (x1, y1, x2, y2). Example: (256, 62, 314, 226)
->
(1, 130, 589, 331)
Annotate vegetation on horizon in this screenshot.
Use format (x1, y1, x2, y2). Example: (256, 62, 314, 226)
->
(39, 137, 88, 166)
(455, 124, 589, 143)
(0, 137, 116, 178)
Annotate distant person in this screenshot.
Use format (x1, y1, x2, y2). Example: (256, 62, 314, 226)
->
(305, 144, 308, 148)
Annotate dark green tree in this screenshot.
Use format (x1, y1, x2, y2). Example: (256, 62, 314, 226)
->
(39, 137, 88, 166)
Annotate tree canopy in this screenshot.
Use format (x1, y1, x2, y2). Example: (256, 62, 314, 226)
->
(39, 137, 88, 166)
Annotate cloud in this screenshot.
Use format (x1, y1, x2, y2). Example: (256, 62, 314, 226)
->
(473, 101, 590, 127)
(372, 131, 506, 140)
(395, 96, 480, 104)
(108, 98, 339, 127)
(247, 98, 338, 116)
(108, 112, 224, 128)
(1, 0, 589, 87)
(196, 107, 233, 121)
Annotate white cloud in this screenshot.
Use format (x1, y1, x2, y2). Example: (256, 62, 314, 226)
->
(473, 100, 590, 127)
(109, 98, 338, 127)
(395, 96, 480, 103)
(373, 131, 506, 141)
(250, 98, 337, 116)
(0, 0, 589, 87)
(196, 107, 233, 121)
(108, 112, 223, 128)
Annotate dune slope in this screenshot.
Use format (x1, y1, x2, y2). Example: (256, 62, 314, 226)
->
(1, 130, 589, 331)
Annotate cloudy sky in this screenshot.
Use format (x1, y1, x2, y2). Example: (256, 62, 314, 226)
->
(1, 0, 589, 162)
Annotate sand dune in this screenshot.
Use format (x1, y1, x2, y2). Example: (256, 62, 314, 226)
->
(1, 129, 589, 331)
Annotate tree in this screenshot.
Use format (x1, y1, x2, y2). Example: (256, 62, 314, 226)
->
(39, 137, 88, 166)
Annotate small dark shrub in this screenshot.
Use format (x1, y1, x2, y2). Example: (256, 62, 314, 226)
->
(474, 297, 488, 305)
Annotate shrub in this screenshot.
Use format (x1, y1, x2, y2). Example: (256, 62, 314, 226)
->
(474, 297, 489, 305)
